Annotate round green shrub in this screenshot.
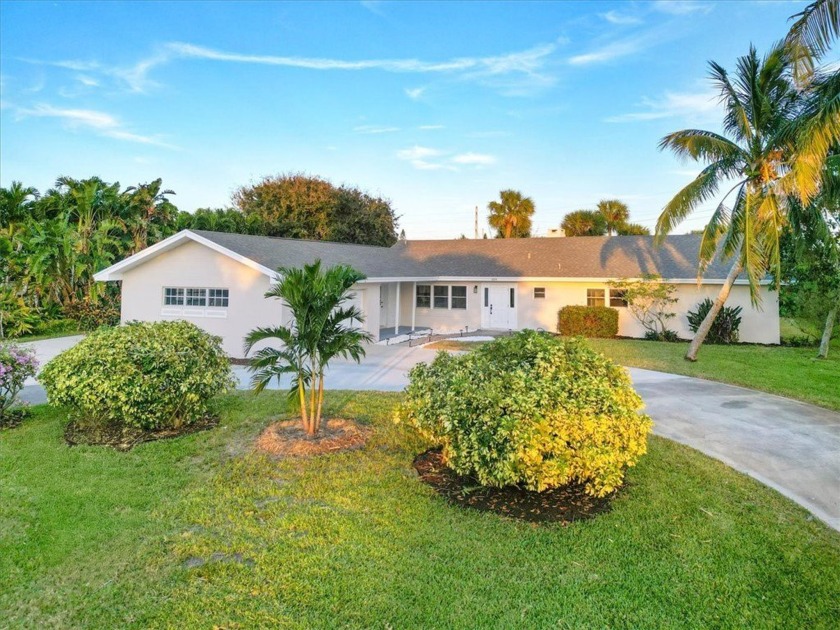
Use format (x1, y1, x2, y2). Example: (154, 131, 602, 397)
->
(39, 321, 235, 430)
(398, 330, 652, 497)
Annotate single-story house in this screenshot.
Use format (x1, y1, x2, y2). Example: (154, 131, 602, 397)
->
(94, 229, 780, 356)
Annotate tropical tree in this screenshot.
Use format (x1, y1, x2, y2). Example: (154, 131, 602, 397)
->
(597, 199, 630, 235)
(560, 209, 607, 237)
(616, 222, 651, 235)
(655, 42, 834, 361)
(487, 189, 535, 238)
(244, 262, 372, 436)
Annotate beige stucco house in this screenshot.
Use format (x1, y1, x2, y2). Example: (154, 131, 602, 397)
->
(94, 229, 780, 356)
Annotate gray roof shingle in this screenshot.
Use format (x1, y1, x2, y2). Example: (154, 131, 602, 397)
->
(191, 230, 732, 281)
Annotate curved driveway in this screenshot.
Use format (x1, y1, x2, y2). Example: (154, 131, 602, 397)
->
(17, 338, 840, 531)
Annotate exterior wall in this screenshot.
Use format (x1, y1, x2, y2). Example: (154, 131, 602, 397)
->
(516, 280, 780, 344)
(399, 281, 482, 333)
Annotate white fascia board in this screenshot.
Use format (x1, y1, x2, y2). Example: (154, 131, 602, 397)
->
(363, 276, 763, 286)
(93, 230, 278, 281)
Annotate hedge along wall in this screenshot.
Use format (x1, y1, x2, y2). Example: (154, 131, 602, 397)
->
(557, 305, 619, 338)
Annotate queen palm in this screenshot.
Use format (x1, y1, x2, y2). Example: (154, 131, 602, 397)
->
(488, 190, 535, 238)
(656, 43, 813, 361)
(244, 261, 372, 436)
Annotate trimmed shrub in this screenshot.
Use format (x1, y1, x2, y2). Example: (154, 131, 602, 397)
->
(398, 331, 652, 497)
(687, 298, 742, 344)
(557, 305, 618, 338)
(39, 321, 235, 430)
(0, 342, 38, 418)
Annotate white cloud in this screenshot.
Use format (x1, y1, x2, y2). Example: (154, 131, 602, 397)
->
(569, 37, 648, 66)
(396, 145, 441, 161)
(405, 86, 426, 100)
(353, 124, 400, 134)
(450, 152, 496, 166)
(605, 89, 720, 123)
(419, 124, 444, 130)
(601, 10, 643, 25)
(76, 74, 100, 87)
(651, 1, 713, 16)
(15, 103, 177, 148)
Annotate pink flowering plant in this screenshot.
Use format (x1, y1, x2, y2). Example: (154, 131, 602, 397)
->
(0, 342, 38, 418)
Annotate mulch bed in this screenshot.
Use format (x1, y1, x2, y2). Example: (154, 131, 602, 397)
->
(0, 408, 30, 430)
(255, 418, 369, 457)
(413, 448, 616, 524)
(64, 415, 219, 451)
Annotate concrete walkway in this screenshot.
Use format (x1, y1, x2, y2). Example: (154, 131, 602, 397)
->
(14, 336, 840, 530)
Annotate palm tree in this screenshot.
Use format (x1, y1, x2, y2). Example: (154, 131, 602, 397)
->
(244, 261, 372, 436)
(488, 190, 535, 238)
(656, 43, 816, 361)
(597, 199, 630, 235)
(561, 209, 607, 237)
(786, 0, 839, 81)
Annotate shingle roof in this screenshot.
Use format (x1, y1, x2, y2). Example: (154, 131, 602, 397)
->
(191, 230, 733, 281)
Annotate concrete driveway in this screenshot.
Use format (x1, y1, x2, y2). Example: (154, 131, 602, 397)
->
(14, 335, 840, 531)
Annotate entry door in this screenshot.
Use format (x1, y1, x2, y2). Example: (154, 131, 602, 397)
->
(379, 284, 390, 327)
(481, 284, 517, 329)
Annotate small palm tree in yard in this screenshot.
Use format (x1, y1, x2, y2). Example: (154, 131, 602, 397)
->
(244, 261, 372, 436)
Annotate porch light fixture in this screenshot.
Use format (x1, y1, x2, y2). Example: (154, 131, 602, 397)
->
(473, 285, 478, 294)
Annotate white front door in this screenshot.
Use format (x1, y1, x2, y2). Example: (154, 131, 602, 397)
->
(481, 284, 517, 330)
(379, 284, 390, 327)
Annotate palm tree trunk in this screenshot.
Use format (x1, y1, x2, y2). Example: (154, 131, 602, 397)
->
(298, 380, 310, 434)
(308, 359, 318, 435)
(818, 303, 837, 359)
(315, 372, 325, 433)
(685, 258, 743, 362)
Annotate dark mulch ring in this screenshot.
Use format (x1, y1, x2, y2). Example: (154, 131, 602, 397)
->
(413, 448, 618, 524)
(0, 408, 31, 430)
(64, 415, 219, 451)
(255, 418, 370, 457)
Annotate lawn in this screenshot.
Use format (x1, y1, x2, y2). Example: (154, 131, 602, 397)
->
(587, 338, 840, 411)
(2, 392, 839, 628)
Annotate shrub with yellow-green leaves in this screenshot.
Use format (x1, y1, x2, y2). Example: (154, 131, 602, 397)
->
(39, 321, 235, 430)
(398, 330, 652, 497)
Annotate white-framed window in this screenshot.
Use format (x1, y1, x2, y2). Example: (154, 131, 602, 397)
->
(416, 284, 431, 308)
(208, 288, 229, 307)
(587, 288, 605, 307)
(609, 289, 628, 307)
(510, 288, 515, 308)
(433, 285, 449, 309)
(186, 288, 207, 306)
(451, 286, 467, 309)
(534, 287, 546, 299)
(163, 287, 184, 306)
(164, 287, 229, 308)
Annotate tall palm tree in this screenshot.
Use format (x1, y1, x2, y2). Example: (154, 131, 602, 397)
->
(657, 43, 814, 361)
(597, 199, 631, 235)
(244, 261, 372, 436)
(487, 190, 535, 238)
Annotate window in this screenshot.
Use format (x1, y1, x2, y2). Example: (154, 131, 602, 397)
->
(208, 288, 229, 307)
(484, 287, 489, 307)
(186, 288, 207, 306)
(416, 284, 431, 308)
(510, 288, 515, 308)
(609, 289, 628, 307)
(451, 286, 467, 309)
(534, 287, 546, 299)
(433, 285, 449, 309)
(164, 287, 184, 306)
(587, 288, 605, 307)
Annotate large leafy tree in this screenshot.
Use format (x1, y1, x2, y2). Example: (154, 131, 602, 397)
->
(656, 42, 836, 361)
(233, 173, 399, 246)
(487, 189, 535, 238)
(244, 262, 372, 436)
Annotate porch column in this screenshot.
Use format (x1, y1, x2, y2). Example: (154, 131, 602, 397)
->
(411, 281, 416, 331)
(394, 282, 401, 335)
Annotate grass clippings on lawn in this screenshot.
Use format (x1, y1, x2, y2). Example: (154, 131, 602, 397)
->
(414, 448, 614, 523)
(255, 417, 369, 457)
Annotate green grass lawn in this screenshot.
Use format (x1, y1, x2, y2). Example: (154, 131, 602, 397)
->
(587, 338, 840, 411)
(2, 392, 839, 628)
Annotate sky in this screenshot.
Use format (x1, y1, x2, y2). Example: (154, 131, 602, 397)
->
(0, 0, 812, 239)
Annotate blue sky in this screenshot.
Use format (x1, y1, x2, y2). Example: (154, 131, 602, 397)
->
(0, 0, 808, 238)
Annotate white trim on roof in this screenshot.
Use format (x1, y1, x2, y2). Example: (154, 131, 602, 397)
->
(362, 276, 763, 285)
(93, 230, 278, 282)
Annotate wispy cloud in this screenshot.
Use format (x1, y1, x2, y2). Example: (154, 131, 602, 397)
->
(568, 36, 651, 66)
(27, 39, 561, 96)
(14, 103, 177, 148)
(601, 10, 643, 25)
(405, 86, 426, 100)
(76, 74, 100, 87)
(419, 124, 444, 130)
(651, 1, 713, 16)
(605, 89, 720, 123)
(451, 152, 496, 165)
(353, 124, 400, 134)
